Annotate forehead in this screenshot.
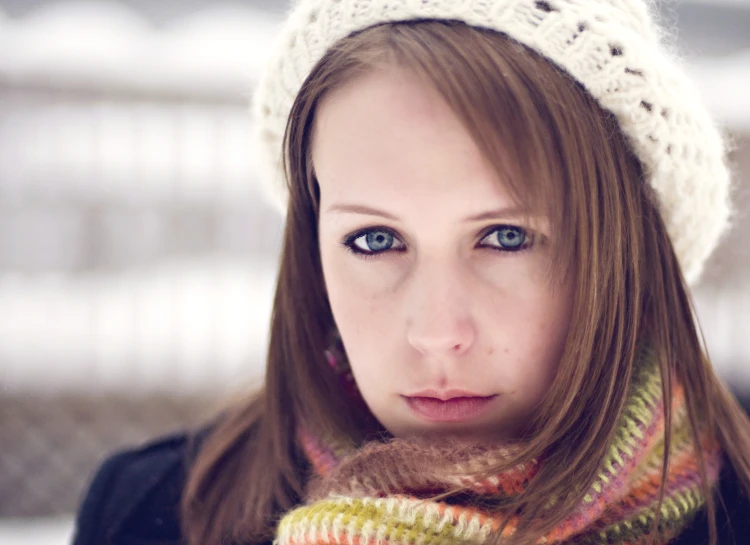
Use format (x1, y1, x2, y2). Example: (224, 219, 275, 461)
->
(311, 65, 517, 213)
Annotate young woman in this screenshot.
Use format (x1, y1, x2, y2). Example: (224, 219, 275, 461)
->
(73, 1, 750, 544)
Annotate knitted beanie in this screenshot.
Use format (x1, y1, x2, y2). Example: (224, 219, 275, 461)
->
(251, 0, 732, 285)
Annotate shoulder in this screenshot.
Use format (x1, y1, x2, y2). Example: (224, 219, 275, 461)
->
(72, 430, 201, 545)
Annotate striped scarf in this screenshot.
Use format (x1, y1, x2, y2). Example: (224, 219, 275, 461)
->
(276, 352, 721, 545)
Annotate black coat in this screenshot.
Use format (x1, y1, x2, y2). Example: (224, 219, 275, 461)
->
(72, 431, 750, 545)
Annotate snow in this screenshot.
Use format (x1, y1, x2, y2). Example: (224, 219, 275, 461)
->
(685, 0, 750, 7)
(0, 1, 282, 97)
(689, 52, 750, 130)
(0, 257, 276, 394)
(0, 96, 265, 205)
(0, 517, 73, 545)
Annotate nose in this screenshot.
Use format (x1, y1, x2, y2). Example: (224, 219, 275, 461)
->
(405, 260, 476, 357)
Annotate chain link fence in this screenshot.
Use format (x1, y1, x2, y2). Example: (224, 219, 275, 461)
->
(0, 393, 216, 517)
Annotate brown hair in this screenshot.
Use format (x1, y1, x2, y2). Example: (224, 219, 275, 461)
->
(182, 21, 750, 545)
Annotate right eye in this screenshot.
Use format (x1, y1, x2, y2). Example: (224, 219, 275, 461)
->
(343, 228, 405, 257)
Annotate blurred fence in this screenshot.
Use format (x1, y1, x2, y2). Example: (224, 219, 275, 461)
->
(1, 0, 749, 520)
(0, 84, 283, 393)
(0, 36, 284, 516)
(0, 82, 284, 516)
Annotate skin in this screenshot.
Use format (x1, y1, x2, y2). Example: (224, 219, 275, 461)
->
(313, 64, 574, 441)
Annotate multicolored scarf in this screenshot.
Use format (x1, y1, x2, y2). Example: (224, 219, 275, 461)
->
(276, 351, 722, 545)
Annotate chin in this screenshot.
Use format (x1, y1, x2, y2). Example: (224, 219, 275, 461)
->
(388, 419, 511, 442)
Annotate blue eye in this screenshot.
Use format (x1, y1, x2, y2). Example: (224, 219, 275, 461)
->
(345, 228, 404, 256)
(481, 226, 531, 252)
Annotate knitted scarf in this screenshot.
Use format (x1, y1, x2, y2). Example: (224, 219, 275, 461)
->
(276, 351, 722, 545)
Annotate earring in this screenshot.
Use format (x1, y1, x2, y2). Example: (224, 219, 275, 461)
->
(324, 329, 360, 400)
(324, 329, 384, 437)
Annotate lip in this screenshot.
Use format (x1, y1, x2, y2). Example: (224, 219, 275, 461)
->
(407, 389, 490, 401)
(403, 392, 498, 423)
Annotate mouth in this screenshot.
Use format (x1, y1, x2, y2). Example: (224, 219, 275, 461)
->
(403, 392, 498, 423)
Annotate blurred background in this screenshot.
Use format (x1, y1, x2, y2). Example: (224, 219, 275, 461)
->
(0, 1, 748, 543)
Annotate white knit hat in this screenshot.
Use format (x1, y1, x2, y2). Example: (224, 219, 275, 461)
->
(252, 0, 732, 285)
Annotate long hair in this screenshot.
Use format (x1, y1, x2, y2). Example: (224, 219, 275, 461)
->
(182, 21, 750, 545)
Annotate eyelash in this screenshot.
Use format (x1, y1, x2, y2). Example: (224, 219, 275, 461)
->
(341, 225, 535, 260)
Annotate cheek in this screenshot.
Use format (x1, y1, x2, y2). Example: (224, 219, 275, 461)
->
(523, 291, 572, 387)
(484, 276, 573, 378)
(321, 243, 404, 314)
(320, 251, 394, 350)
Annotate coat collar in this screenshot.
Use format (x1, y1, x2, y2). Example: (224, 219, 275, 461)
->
(108, 432, 194, 545)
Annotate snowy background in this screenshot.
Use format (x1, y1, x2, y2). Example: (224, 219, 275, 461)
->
(0, 1, 749, 543)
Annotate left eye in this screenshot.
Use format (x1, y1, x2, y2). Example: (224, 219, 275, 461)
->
(344, 228, 406, 256)
(354, 230, 396, 252)
(480, 226, 531, 251)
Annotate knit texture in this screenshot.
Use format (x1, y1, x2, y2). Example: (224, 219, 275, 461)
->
(252, 0, 733, 285)
(276, 352, 721, 545)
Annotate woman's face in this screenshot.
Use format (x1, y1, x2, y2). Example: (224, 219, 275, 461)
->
(313, 64, 574, 440)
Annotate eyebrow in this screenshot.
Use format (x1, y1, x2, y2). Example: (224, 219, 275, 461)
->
(325, 203, 529, 222)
